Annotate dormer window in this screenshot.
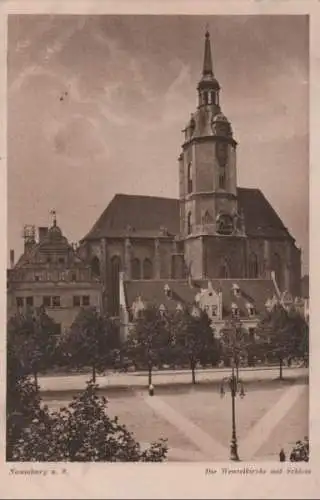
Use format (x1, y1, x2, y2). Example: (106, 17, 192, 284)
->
(232, 284, 241, 297)
(211, 305, 218, 317)
(231, 303, 239, 318)
(159, 304, 166, 316)
(246, 303, 256, 317)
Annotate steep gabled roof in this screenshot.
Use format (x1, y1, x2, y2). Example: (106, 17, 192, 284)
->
(82, 194, 180, 240)
(123, 278, 277, 318)
(237, 188, 291, 239)
(82, 188, 292, 241)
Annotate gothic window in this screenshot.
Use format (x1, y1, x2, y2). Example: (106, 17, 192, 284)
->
(110, 255, 122, 316)
(218, 261, 230, 278)
(216, 142, 228, 168)
(187, 212, 192, 235)
(187, 162, 193, 194)
(203, 210, 212, 225)
(131, 258, 141, 280)
(143, 258, 153, 280)
(91, 256, 100, 277)
(248, 253, 259, 278)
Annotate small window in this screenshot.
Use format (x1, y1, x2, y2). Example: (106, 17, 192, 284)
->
(231, 304, 239, 318)
(249, 328, 255, 340)
(71, 272, 77, 281)
(187, 162, 192, 194)
(58, 257, 65, 264)
(43, 296, 51, 307)
(211, 306, 218, 317)
(219, 172, 226, 189)
(16, 297, 23, 308)
(247, 306, 255, 316)
(34, 275, 40, 282)
(82, 295, 90, 307)
(26, 296, 34, 307)
(187, 212, 192, 235)
(47, 257, 52, 263)
(52, 296, 60, 307)
(73, 296, 81, 307)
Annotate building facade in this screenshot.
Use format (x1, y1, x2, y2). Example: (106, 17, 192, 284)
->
(80, 30, 302, 318)
(7, 214, 102, 332)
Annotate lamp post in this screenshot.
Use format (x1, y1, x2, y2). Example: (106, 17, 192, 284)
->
(220, 363, 245, 461)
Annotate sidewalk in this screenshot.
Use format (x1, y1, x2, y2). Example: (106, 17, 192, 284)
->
(39, 367, 308, 396)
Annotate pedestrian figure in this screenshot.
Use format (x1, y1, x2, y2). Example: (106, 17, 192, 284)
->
(279, 448, 286, 462)
(148, 384, 154, 396)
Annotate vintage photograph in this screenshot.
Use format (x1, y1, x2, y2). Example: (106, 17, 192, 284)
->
(7, 14, 309, 463)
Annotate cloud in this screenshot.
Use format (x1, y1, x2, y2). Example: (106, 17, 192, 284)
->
(161, 62, 193, 124)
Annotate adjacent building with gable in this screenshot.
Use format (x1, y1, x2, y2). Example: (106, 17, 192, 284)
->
(7, 212, 102, 332)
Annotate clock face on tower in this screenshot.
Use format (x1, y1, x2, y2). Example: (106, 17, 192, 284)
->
(216, 213, 234, 235)
(216, 142, 228, 168)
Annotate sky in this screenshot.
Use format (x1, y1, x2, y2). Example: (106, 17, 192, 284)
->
(7, 14, 309, 273)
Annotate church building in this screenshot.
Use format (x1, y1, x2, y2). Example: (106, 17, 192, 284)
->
(79, 30, 302, 319)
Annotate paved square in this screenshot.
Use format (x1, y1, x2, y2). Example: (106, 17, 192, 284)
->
(43, 378, 308, 462)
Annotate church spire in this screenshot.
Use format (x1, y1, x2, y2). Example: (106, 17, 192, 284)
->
(197, 29, 220, 108)
(203, 29, 213, 76)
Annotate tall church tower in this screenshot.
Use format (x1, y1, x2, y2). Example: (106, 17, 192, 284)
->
(179, 30, 247, 279)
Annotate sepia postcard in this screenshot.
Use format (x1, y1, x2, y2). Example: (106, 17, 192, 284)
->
(1, 0, 319, 498)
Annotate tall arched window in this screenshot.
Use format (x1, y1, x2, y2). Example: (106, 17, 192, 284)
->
(143, 258, 153, 279)
(131, 258, 141, 280)
(91, 256, 100, 277)
(273, 253, 283, 291)
(218, 260, 229, 278)
(187, 162, 193, 194)
(248, 253, 259, 278)
(187, 212, 192, 235)
(110, 256, 122, 316)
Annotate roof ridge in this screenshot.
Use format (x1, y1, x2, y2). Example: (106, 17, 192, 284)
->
(114, 193, 179, 202)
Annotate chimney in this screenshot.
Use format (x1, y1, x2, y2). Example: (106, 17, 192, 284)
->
(38, 226, 49, 242)
(10, 249, 14, 268)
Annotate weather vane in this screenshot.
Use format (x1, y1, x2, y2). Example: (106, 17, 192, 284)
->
(50, 209, 57, 226)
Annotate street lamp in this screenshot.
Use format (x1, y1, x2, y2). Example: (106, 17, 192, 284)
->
(220, 363, 245, 461)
